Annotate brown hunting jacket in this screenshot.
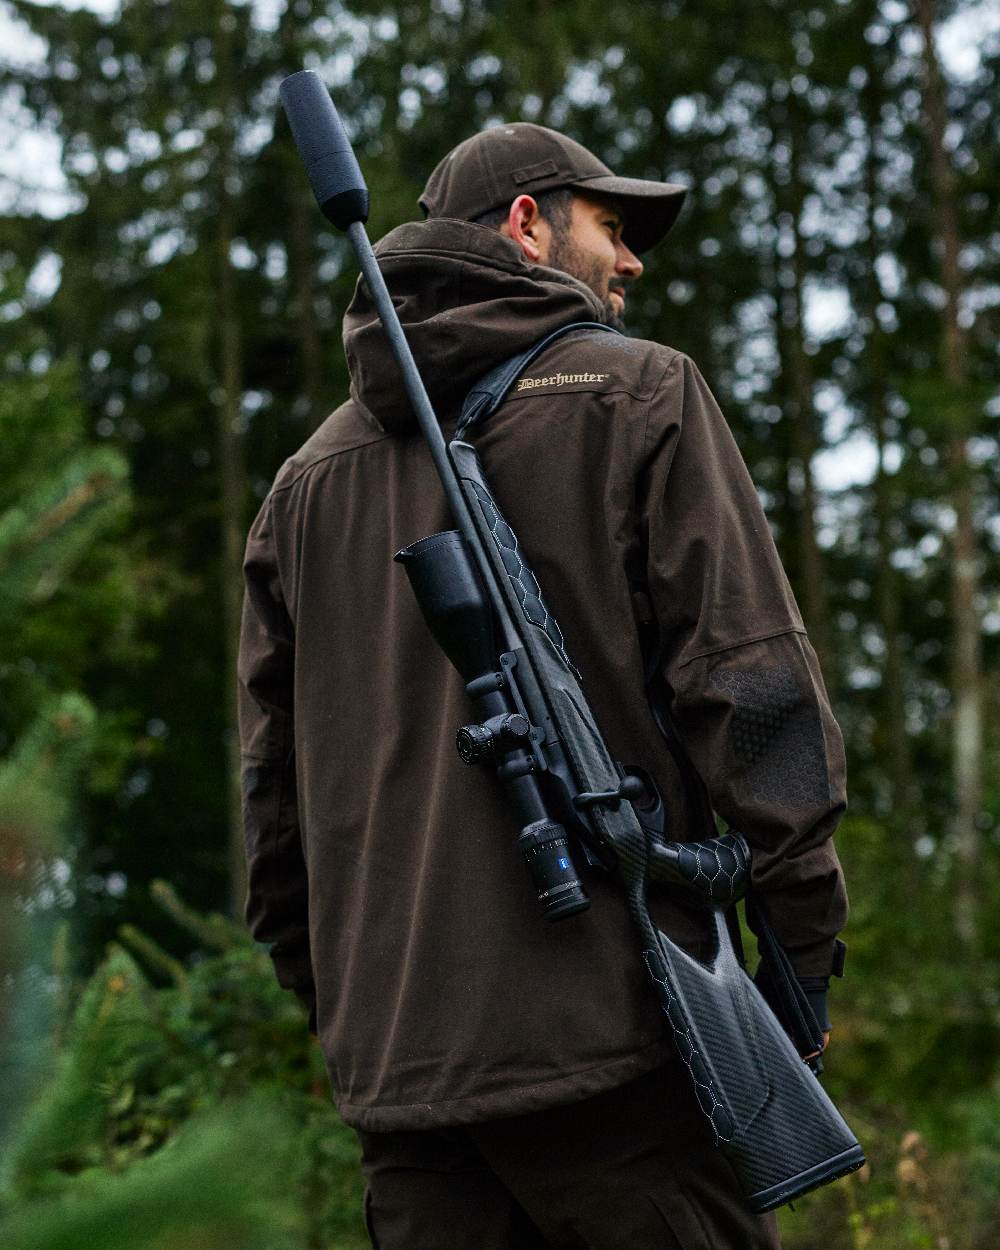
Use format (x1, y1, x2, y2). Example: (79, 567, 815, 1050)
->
(238, 218, 848, 1132)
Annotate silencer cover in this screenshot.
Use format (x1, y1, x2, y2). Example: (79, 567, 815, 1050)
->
(279, 70, 369, 228)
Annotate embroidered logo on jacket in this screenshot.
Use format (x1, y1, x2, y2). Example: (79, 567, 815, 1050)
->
(515, 371, 609, 392)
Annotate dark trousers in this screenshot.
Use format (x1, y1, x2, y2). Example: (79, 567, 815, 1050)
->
(357, 1061, 782, 1249)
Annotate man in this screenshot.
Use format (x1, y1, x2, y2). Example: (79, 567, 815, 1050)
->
(239, 122, 848, 1249)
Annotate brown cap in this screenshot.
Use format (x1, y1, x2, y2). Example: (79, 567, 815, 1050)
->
(419, 122, 687, 255)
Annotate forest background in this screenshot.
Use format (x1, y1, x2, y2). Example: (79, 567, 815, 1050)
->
(0, 0, 997, 1246)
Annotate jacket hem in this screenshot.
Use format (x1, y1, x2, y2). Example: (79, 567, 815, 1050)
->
(333, 1036, 676, 1131)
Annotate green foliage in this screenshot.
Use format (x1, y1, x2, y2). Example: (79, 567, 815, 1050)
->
(0, 260, 144, 780)
(1, 894, 367, 1248)
(771, 811, 1000, 1247)
(0, 1092, 312, 1250)
(961, 1078, 1000, 1206)
(0, 694, 95, 853)
(0, 270, 148, 1139)
(778, 1117, 988, 1250)
(0, 445, 127, 613)
(8, 946, 162, 1188)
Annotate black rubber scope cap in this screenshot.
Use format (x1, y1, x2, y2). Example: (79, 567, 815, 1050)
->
(279, 70, 369, 229)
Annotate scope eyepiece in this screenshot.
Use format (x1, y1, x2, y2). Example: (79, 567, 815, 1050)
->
(456, 713, 530, 764)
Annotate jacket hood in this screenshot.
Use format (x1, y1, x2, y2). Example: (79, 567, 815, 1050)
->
(343, 218, 607, 434)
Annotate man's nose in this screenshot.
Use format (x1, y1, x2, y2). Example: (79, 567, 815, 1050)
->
(615, 241, 643, 280)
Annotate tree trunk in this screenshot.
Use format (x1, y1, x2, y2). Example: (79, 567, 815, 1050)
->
(214, 0, 249, 918)
(286, 174, 325, 430)
(916, 0, 982, 944)
(859, 64, 914, 829)
(279, 2, 325, 431)
(771, 90, 832, 673)
(531, 0, 563, 119)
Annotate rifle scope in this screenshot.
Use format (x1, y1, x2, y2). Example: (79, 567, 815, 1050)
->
(279, 70, 591, 922)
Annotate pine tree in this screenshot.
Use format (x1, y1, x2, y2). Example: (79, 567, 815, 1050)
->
(0, 258, 134, 1148)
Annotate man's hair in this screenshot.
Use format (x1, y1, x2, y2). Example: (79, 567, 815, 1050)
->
(472, 187, 575, 237)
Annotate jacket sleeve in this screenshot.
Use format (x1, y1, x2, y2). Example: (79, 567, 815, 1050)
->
(638, 352, 848, 978)
(237, 493, 316, 1031)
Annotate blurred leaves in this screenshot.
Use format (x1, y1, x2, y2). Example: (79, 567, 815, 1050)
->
(0, 890, 367, 1248)
(0, 1093, 312, 1250)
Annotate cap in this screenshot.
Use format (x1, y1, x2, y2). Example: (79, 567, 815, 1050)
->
(419, 122, 687, 254)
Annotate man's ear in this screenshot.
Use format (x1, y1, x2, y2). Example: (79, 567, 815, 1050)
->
(502, 194, 547, 263)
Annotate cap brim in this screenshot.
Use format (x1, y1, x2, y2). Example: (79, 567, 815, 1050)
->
(569, 174, 688, 254)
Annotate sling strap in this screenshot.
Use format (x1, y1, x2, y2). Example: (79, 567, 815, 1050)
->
(457, 321, 619, 437)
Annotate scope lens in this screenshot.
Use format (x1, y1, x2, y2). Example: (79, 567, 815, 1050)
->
(518, 820, 590, 921)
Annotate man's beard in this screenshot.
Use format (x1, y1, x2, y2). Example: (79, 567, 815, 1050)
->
(548, 233, 627, 332)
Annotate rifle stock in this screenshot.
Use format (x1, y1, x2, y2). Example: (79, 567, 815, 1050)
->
(279, 68, 865, 1212)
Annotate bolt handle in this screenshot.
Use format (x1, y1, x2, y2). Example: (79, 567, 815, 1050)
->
(279, 70, 369, 229)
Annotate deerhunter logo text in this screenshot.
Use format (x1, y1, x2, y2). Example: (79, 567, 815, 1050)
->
(515, 371, 609, 392)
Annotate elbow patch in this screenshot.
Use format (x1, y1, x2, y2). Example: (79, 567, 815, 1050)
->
(709, 664, 830, 811)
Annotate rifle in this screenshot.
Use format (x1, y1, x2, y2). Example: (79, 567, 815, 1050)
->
(278, 69, 865, 1212)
